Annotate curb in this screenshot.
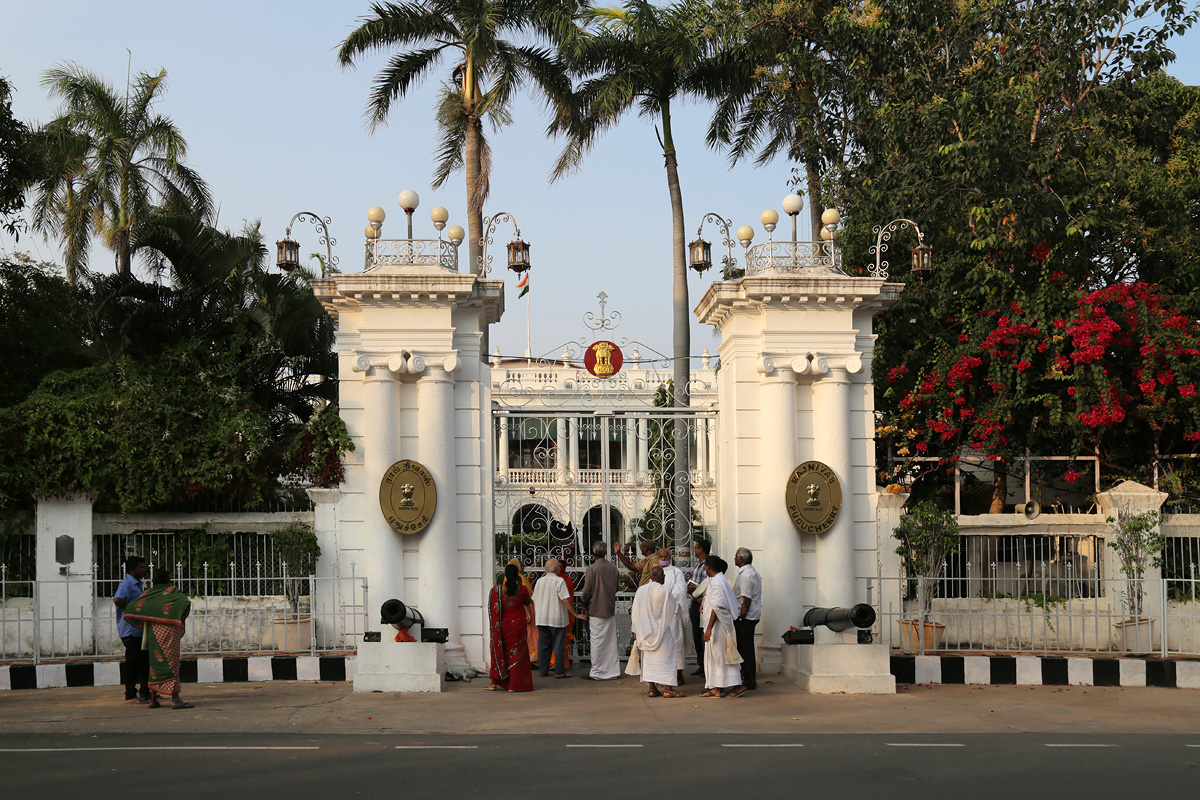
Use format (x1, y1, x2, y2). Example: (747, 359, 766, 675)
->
(0, 655, 357, 691)
(891, 654, 1200, 688)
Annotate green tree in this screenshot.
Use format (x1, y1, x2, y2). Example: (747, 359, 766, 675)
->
(336, 0, 582, 276)
(0, 255, 90, 408)
(817, 1, 1198, 507)
(29, 65, 211, 284)
(0, 76, 39, 240)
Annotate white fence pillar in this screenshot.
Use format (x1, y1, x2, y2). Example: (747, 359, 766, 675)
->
(35, 495, 95, 657)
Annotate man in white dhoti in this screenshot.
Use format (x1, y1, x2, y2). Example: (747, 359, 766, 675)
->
(658, 548, 690, 684)
(700, 556, 745, 697)
(629, 566, 685, 697)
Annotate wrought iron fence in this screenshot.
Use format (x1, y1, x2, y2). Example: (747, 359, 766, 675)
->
(0, 570, 368, 664)
(866, 573, 1200, 656)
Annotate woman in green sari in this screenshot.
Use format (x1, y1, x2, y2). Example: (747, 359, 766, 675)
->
(124, 568, 193, 709)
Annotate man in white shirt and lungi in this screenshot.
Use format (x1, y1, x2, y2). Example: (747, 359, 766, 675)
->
(630, 566, 686, 697)
(658, 547, 690, 685)
(733, 547, 762, 690)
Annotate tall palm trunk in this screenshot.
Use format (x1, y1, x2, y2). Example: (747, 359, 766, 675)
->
(805, 161, 822, 240)
(663, 101, 691, 551)
(465, 116, 484, 277)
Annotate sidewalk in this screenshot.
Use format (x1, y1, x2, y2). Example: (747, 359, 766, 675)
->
(2, 673, 1199, 737)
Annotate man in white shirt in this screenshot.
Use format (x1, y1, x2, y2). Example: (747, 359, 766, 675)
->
(630, 566, 686, 697)
(733, 547, 763, 690)
(532, 559, 586, 678)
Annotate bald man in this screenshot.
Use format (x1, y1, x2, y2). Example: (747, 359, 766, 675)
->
(533, 560, 586, 678)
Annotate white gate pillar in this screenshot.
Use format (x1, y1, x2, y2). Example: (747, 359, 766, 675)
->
(696, 274, 902, 694)
(35, 494, 95, 657)
(361, 363, 403, 603)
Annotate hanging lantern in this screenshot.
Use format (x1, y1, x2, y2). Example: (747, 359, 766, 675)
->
(276, 238, 300, 272)
(689, 237, 712, 273)
(507, 239, 531, 273)
(911, 243, 934, 279)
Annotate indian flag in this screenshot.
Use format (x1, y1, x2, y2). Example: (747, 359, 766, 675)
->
(517, 272, 529, 298)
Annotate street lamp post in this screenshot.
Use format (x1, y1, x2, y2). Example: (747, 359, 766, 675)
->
(869, 219, 933, 280)
(689, 212, 737, 277)
(478, 212, 530, 275)
(277, 212, 338, 278)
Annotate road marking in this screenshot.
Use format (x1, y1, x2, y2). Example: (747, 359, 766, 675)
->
(394, 746, 479, 750)
(565, 744, 643, 748)
(1186, 745, 1200, 748)
(0, 747, 319, 752)
(1044, 744, 1118, 748)
(722, 744, 805, 748)
(885, 743, 965, 747)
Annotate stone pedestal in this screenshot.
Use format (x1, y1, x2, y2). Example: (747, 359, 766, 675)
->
(353, 641, 446, 693)
(783, 639, 896, 695)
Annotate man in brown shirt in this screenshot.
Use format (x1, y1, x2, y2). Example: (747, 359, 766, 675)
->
(582, 540, 620, 680)
(614, 539, 657, 587)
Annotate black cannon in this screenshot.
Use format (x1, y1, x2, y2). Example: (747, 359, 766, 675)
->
(380, 599, 449, 643)
(802, 604, 877, 632)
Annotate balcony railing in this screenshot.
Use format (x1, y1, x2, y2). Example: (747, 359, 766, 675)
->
(364, 238, 458, 272)
(745, 240, 845, 276)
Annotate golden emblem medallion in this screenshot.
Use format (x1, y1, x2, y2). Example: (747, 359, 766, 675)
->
(584, 340, 623, 378)
(785, 460, 842, 534)
(379, 459, 437, 534)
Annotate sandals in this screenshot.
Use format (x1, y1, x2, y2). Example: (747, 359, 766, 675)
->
(727, 687, 747, 698)
(662, 689, 685, 698)
(484, 684, 501, 691)
(647, 689, 663, 698)
(699, 689, 723, 698)
(172, 702, 194, 709)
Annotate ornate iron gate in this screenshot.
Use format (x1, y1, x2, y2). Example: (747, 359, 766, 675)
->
(490, 296, 718, 661)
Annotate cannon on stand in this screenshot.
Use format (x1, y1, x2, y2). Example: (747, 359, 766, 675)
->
(783, 603, 877, 645)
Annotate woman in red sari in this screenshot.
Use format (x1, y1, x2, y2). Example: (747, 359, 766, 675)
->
(486, 563, 534, 692)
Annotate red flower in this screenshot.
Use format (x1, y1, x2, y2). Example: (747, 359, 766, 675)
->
(1064, 470, 1081, 483)
(1031, 242, 1051, 262)
(1016, 360, 1031, 372)
(1181, 385, 1197, 399)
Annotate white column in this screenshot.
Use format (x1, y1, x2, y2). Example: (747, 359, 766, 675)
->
(497, 417, 509, 481)
(812, 368, 855, 641)
(35, 495, 95, 656)
(363, 367, 402, 604)
(418, 366, 465, 665)
(759, 367, 799, 667)
(636, 418, 648, 476)
(567, 416, 579, 482)
(696, 417, 708, 483)
(556, 416, 569, 482)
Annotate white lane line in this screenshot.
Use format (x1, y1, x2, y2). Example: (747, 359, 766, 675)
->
(885, 743, 965, 747)
(394, 746, 479, 750)
(1186, 745, 1200, 748)
(1044, 744, 1118, 748)
(0, 747, 319, 752)
(565, 744, 643, 748)
(722, 744, 805, 748)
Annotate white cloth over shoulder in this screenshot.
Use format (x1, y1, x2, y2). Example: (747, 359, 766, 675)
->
(631, 581, 683, 686)
(702, 571, 743, 689)
(662, 565, 690, 668)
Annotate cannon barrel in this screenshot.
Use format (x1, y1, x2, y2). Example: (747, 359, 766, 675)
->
(802, 604, 876, 632)
(381, 599, 424, 629)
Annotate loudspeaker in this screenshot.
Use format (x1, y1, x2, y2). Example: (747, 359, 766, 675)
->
(1022, 501, 1041, 520)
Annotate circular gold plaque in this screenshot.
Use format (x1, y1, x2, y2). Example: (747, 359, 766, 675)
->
(379, 459, 437, 534)
(785, 460, 842, 534)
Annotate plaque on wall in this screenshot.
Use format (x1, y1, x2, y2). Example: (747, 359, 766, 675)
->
(584, 340, 623, 378)
(785, 460, 842, 534)
(379, 459, 437, 534)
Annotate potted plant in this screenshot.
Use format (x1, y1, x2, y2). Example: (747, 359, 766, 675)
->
(270, 522, 321, 651)
(893, 501, 960, 651)
(1107, 507, 1165, 653)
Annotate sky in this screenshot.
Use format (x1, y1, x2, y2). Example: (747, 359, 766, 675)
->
(3, 1, 1199, 361)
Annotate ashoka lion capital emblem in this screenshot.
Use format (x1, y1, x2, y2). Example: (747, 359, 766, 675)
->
(584, 340, 623, 379)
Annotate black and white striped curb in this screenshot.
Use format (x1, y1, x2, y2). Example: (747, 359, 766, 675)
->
(0, 655, 356, 691)
(890, 654, 1200, 688)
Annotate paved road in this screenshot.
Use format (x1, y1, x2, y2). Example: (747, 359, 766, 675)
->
(4, 732, 1199, 798)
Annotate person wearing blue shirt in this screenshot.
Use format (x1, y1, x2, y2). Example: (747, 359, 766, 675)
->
(114, 555, 150, 703)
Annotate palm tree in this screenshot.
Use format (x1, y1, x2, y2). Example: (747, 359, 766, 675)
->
(337, 1, 582, 277)
(704, 2, 842, 239)
(31, 65, 211, 284)
(553, 0, 732, 547)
